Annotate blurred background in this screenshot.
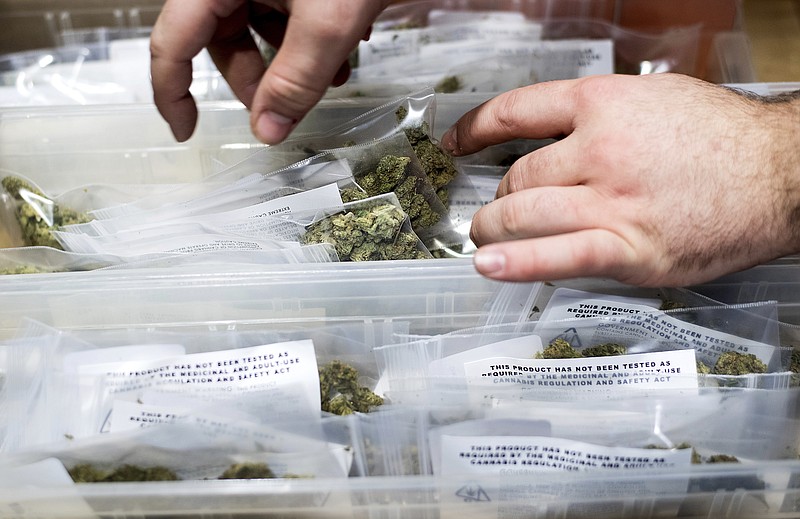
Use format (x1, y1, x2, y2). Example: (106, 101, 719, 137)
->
(0, 0, 798, 84)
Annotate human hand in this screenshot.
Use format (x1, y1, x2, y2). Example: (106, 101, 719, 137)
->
(441, 73, 800, 287)
(150, 0, 389, 144)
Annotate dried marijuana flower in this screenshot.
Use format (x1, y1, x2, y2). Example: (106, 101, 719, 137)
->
(712, 351, 768, 376)
(339, 187, 369, 203)
(301, 201, 430, 261)
(357, 155, 441, 230)
(1, 176, 90, 248)
(535, 338, 582, 359)
(68, 463, 179, 482)
(219, 462, 275, 480)
(0, 265, 42, 275)
(536, 339, 627, 359)
(646, 442, 701, 464)
(68, 463, 107, 483)
(435, 75, 462, 93)
(659, 299, 687, 311)
(696, 361, 712, 375)
(396, 107, 458, 207)
(581, 343, 627, 357)
(791, 349, 800, 374)
(319, 360, 384, 415)
(706, 454, 740, 463)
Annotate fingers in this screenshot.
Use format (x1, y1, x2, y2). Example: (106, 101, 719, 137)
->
(441, 79, 582, 156)
(495, 139, 582, 198)
(472, 230, 637, 284)
(207, 6, 286, 109)
(150, 0, 244, 141)
(249, 1, 388, 144)
(470, 186, 603, 246)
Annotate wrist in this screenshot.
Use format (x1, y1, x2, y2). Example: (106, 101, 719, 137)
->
(762, 92, 800, 258)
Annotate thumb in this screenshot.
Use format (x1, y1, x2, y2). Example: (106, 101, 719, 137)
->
(250, 1, 386, 144)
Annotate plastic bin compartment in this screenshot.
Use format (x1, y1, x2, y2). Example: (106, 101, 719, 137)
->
(4, 464, 800, 518)
(0, 259, 539, 339)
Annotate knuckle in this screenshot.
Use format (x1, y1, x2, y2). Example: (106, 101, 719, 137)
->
(261, 69, 323, 114)
(491, 89, 526, 134)
(499, 195, 528, 238)
(574, 75, 615, 103)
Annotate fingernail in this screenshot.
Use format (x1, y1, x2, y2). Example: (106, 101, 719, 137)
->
(473, 249, 505, 275)
(441, 127, 460, 155)
(256, 111, 297, 144)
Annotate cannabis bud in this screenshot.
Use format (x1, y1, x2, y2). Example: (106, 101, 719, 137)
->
(1, 176, 90, 249)
(536, 338, 582, 359)
(68, 463, 179, 483)
(319, 360, 384, 415)
(356, 155, 441, 230)
(301, 200, 430, 261)
(396, 107, 458, 207)
(646, 442, 701, 464)
(696, 361, 712, 375)
(791, 349, 800, 374)
(706, 454, 740, 464)
(712, 351, 768, 376)
(435, 76, 462, 94)
(659, 299, 687, 311)
(581, 343, 628, 357)
(0, 265, 42, 275)
(536, 339, 627, 359)
(219, 462, 275, 480)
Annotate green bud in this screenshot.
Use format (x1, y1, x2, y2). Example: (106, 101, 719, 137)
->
(581, 343, 627, 357)
(319, 360, 384, 415)
(219, 462, 275, 480)
(712, 351, 768, 376)
(2, 176, 91, 249)
(302, 201, 429, 261)
(535, 338, 582, 359)
(435, 76, 462, 94)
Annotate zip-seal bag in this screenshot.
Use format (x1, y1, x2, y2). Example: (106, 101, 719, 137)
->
(350, 407, 431, 477)
(426, 391, 797, 519)
(1, 325, 100, 453)
(0, 333, 65, 451)
(0, 247, 112, 274)
(283, 89, 475, 214)
(81, 158, 356, 235)
(95, 245, 338, 271)
(0, 174, 92, 249)
(65, 339, 323, 438)
(0, 242, 337, 275)
(105, 394, 356, 477)
(299, 194, 432, 262)
(322, 133, 464, 253)
(348, 38, 613, 96)
(7, 319, 393, 450)
(235, 193, 432, 262)
(1, 419, 351, 482)
(0, 458, 95, 517)
(54, 183, 345, 255)
(0, 191, 24, 249)
(375, 298, 790, 406)
(2, 326, 322, 450)
(534, 288, 788, 375)
(357, 16, 544, 68)
(70, 319, 398, 416)
(54, 222, 300, 257)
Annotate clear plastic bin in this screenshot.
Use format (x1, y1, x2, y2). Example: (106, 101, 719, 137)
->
(0, 258, 540, 339)
(4, 462, 800, 518)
